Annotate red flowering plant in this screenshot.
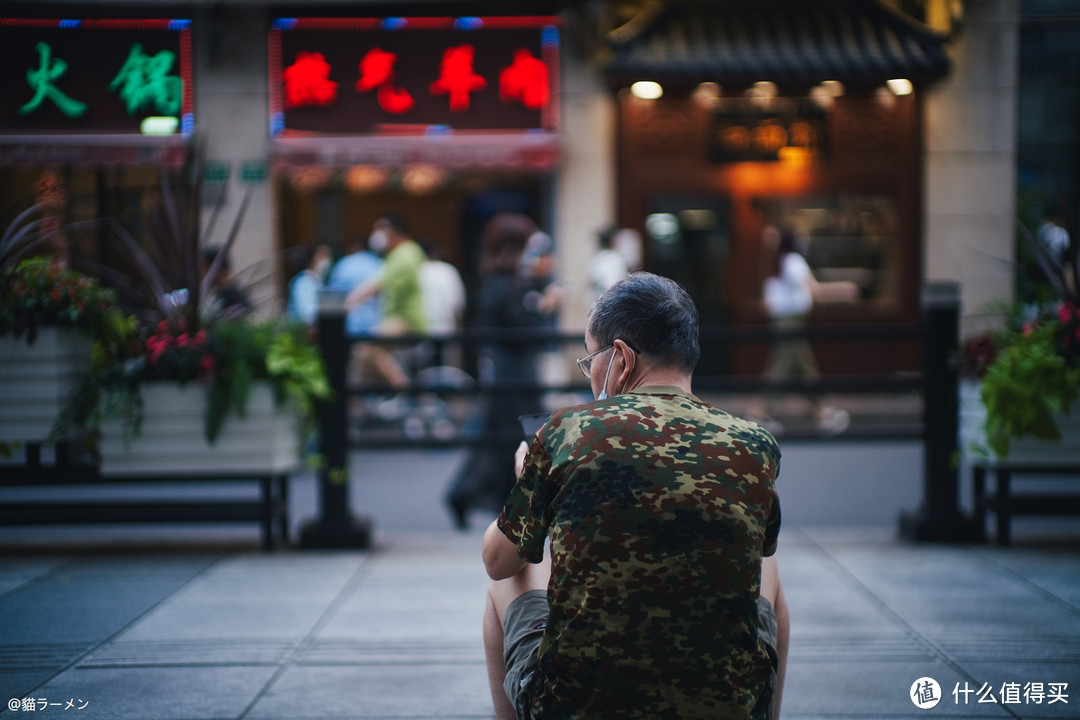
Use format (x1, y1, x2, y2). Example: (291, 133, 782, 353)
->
(142, 319, 214, 381)
(953, 195, 1080, 458)
(0, 256, 121, 343)
(975, 299, 1080, 458)
(59, 160, 330, 448)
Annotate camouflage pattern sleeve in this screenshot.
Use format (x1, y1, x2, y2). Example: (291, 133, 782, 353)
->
(497, 432, 556, 564)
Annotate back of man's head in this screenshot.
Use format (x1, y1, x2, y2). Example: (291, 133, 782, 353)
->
(589, 271, 700, 374)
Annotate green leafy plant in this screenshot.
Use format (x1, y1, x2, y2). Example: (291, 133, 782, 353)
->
(0, 256, 122, 342)
(58, 155, 329, 450)
(72, 314, 330, 446)
(979, 302, 1080, 457)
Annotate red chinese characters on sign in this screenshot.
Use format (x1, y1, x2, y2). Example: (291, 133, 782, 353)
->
(284, 42, 550, 117)
(355, 48, 414, 114)
(283, 51, 338, 108)
(428, 44, 487, 112)
(499, 49, 548, 110)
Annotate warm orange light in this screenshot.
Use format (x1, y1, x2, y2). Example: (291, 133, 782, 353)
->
(886, 78, 913, 96)
(630, 81, 663, 99)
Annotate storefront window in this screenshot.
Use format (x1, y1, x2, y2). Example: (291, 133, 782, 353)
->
(759, 194, 901, 306)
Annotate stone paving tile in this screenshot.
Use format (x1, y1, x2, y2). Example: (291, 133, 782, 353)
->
(782, 659, 1012, 718)
(22, 665, 279, 720)
(244, 664, 491, 719)
(0, 579, 197, 644)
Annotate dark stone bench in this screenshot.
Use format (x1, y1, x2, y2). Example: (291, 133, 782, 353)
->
(971, 458, 1080, 545)
(0, 443, 290, 549)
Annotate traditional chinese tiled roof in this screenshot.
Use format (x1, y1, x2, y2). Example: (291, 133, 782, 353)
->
(604, 0, 951, 90)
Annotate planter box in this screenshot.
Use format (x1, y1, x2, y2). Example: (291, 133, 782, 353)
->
(0, 327, 93, 442)
(99, 382, 302, 477)
(959, 380, 1080, 466)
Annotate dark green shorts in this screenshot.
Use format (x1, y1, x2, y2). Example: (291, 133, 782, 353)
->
(502, 591, 780, 720)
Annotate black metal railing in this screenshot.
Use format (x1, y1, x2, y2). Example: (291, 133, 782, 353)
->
(308, 281, 976, 543)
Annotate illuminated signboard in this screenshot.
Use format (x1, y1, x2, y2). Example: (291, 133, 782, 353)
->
(0, 19, 193, 136)
(269, 17, 560, 137)
(710, 101, 827, 163)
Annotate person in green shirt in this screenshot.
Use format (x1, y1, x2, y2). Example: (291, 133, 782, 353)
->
(346, 212, 427, 389)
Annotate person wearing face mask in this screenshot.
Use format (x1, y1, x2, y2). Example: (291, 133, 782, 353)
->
(481, 272, 788, 720)
(444, 213, 559, 530)
(345, 212, 427, 390)
(287, 242, 332, 326)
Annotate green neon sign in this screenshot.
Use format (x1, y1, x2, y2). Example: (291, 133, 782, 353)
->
(19, 42, 87, 118)
(109, 43, 182, 116)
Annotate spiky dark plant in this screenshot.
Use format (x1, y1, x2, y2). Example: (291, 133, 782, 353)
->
(104, 160, 253, 330)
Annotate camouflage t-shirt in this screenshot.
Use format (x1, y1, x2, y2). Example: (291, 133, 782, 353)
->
(497, 386, 781, 720)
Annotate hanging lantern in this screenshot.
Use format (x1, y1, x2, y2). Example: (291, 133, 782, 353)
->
(346, 164, 389, 194)
(401, 163, 446, 195)
(290, 166, 332, 193)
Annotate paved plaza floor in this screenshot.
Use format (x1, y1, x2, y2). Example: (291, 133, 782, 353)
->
(1, 446, 1079, 719)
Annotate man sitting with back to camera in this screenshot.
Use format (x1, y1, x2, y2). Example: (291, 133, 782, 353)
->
(482, 271, 789, 720)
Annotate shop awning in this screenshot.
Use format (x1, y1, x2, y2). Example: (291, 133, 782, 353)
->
(604, 0, 951, 90)
(0, 135, 190, 166)
(270, 131, 561, 172)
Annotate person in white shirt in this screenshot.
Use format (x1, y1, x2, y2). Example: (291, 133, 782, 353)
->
(587, 226, 629, 306)
(755, 225, 848, 436)
(418, 237, 466, 337)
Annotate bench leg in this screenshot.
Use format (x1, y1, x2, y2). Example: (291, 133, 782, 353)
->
(972, 465, 987, 535)
(995, 469, 1011, 546)
(278, 475, 290, 545)
(260, 477, 275, 551)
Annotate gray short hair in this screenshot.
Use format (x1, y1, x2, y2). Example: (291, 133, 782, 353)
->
(588, 272, 700, 374)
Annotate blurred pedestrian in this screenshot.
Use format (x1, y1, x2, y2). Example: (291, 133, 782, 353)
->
(202, 246, 253, 317)
(327, 235, 384, 339)
(286, 243, 332, 326)
(445, 213, 559, 530)
(751, 225, 848, 435)
(418, 236, 466, 338)
(345, 212, 427, 390)
(1037, 205, 1071, 272)
(587, 225, 629, 305)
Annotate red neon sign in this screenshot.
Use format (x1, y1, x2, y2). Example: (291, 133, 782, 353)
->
(356, 48, 414, 114)
(269, 16, 560, 136)
(428, 44, 487, 112)
(283, 51, 338, 108)
(500, 49, 548, 110)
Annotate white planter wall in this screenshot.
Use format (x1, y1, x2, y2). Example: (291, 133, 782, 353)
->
(959, 379, 1080, 465)
(0, 327, 92, 442)
(99, 381, 301, 477)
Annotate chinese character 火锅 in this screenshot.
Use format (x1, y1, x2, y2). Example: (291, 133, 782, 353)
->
(429, 44, 486, 112)
(109, 43, 182, 116)
(19, 42, 88, 118)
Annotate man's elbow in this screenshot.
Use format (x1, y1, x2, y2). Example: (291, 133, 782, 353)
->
(482, 522, 526, 580)
(482, 544, 520, 581)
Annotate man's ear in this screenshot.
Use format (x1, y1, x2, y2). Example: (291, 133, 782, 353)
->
(613, 339, 637, 383)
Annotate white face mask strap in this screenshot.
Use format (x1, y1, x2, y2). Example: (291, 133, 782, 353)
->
(596, 346, 618, 401)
